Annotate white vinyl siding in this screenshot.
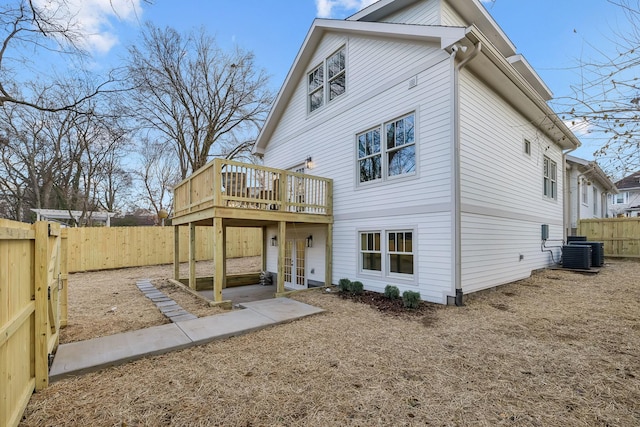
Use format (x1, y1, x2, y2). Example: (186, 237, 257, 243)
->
(458, 68, 564, 293)
(383, 0, 440, 25)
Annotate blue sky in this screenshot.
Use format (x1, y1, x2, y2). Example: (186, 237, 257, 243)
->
(59, 0, 629, 161)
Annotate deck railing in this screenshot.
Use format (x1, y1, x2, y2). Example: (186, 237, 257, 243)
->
(173, 159, 332, 218)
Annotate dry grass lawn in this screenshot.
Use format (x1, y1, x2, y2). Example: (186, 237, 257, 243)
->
(22, 259, 640, 426)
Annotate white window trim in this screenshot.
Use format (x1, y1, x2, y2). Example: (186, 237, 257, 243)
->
(307, 45, 346, 114)
(581, 179, 589, 207)
(613, 191, 628, 205)
(523, 138, 531, 156)
(357, 228, 417, 285)
(359, 231, 382, 275)
(543, 156, 557, 201)
(356, 111, 418, 187)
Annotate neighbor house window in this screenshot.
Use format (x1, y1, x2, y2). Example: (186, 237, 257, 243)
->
(581, 180, 588, 205)
(613, 192, 628, 204)
(388, 231, 413, 275)
(360, 232, 381, 272)
(543, 156, 557, 200)
(358, 112, 416, 184)
(524, 139, 531, 155)
(593, 187, 599, 216)
(307, 46, 346, 113)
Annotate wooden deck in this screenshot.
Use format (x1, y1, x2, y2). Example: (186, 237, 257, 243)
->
(171, 159, 333, 304)
(172, 158, 333, 226)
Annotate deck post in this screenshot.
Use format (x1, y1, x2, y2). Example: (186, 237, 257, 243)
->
(189, 222, 196, 290)
(221, 223, 227, 290)
(325, 222, 333, 287)
(261, 226, 268, 272)
(276, 221, 286, 295)
(173, 225, 180, 280)
(213, 217, 224, 302)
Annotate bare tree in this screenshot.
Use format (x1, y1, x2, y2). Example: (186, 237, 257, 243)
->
(126, 24, 273, 179)
(0, 0, 132, 112)
(134, 138, 180, 217)
(559, 0, 640, 175)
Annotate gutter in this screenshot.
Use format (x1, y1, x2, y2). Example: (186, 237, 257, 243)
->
(451, 40, 482, 307)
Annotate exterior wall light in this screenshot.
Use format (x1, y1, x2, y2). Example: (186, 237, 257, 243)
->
(271, 235, 278, 246)
(305, 156, 314, 169)
(306, 235, 313, 248)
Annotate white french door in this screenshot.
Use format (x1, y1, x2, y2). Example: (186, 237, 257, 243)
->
(284, 239, 306, 290)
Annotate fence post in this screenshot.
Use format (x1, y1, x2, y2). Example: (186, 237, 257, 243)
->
(60, 228, 68, 328)
(34, 222, 50, 390)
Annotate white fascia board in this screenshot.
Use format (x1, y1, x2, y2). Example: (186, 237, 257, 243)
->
(253, 20, 466, 154)
(346, 0, 414, 22)
(508, 54, 553, 101)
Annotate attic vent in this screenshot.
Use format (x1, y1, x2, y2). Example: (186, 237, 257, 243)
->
(408, 76, 418, 89)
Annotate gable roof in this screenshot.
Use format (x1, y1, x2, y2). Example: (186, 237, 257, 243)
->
(566, 155, 618, 193)
(253, 0, 580, 154)
(615, 170, 640, 190)
(252, 19, 467, 154)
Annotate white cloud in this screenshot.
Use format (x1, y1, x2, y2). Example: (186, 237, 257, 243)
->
(566, 117, 592, 136)
(32, 0, 144, 55)
(315, 0, 379, 19)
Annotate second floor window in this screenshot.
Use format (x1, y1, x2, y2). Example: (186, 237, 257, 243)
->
(308, 47, 346, 113)
(358, 113, 416, 184)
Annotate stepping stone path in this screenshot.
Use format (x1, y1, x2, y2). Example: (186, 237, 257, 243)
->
(136, 279, 198, 322)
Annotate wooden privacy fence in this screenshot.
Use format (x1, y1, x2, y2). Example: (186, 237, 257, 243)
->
(578, 217, 640, 258)
(65, 226, 262, 273)
(1, 220, 67, 427)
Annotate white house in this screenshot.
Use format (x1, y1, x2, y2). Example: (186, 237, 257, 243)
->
(565, 155, 617, 234)
(252, 0, 581, 304)
(610, 170, 640, 217)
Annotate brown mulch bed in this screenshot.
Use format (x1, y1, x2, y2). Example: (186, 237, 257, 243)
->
(21, 259, 640, 426)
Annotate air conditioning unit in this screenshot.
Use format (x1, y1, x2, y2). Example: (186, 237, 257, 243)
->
(562, 245, 592, 269)
(569, 241, 604, 267)
(567, 235, 587, 243)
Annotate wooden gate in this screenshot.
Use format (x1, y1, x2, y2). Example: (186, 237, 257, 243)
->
(1, 220, 67, 427)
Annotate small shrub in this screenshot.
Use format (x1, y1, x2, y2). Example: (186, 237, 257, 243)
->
(350, 281, 364, 295)
(402, 290, 421, 309)
(338, 278, 352, 292)
(384, 285, 400, 300)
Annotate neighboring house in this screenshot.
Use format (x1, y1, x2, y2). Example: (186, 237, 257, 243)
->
(251, 0, 581, 305)
(610, 171, 640, 217)
(565, 155, 617, 234)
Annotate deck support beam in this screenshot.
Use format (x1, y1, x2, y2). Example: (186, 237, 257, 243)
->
(325, 222, 333, 287)
(188, 223, 196, 290)
(276, 221, 286, 295)
(213, 217, 225, 302)
(173, 226, 180, 281)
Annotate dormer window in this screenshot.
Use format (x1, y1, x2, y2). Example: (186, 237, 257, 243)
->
(308, 46, 346, 113)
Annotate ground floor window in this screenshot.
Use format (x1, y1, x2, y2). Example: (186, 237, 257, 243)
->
(359, 229, 414, 278)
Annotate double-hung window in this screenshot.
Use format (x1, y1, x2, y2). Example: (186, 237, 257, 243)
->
(308, 47, 346, 113)
(360, 232, 381, 272)
(388, 231, 413, 275)
(593, 187, 599, 216)
(581, 179, 588, 205)
(613, 192, 628, 204)
(543, 156, 557, 200)
(357, 113, 416, 184)
(359, 229, 414, 278)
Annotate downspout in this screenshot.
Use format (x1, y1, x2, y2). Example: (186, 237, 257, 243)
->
(451, 40, 481, 307)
